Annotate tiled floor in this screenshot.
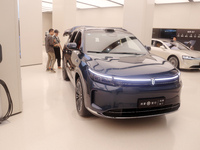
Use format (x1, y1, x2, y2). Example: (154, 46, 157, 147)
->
(0, 51, 200, 150)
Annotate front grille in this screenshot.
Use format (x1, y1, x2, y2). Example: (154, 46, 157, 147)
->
(102, 103, 180, 118)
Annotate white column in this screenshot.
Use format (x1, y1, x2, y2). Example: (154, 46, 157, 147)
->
(19, 0, 43, 66)
(0, 0, 22, 115)
(123, 0, 155, 46)
(53, 0, 76, 46)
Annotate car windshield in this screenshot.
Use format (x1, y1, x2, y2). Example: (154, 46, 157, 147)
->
(164, 41, 190, 50)
(85, 30, 148, 54)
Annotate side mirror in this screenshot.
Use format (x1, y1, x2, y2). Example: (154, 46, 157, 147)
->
(67, 42, 77, 49)
(145, 46, 151, 51)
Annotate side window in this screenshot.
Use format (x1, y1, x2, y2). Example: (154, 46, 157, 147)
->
(151, 40, 155, 46)
(74, 32, 82, 50)
(154, 41, 164, 48)
(70, 31, 77, 43)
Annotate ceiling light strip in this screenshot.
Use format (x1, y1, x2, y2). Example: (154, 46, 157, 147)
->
(107, 0, 123, 6)
(77, 1, 99, 8)
(42, 1, 52, 4)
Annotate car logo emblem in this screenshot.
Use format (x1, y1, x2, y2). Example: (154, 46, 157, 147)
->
(151, 78, 155, 85)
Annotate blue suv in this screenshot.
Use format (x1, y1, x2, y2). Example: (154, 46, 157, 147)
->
(62, 26, 182, 119)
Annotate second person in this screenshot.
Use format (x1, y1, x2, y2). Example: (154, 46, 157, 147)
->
(53, 29, 62, 69)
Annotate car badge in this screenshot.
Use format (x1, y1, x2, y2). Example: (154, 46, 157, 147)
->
(151, 78, 155, 86)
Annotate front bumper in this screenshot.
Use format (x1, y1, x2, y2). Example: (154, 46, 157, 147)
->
(181, 59, 200, 69)
(85, 78, 182, 119)
(88, 103, 180, 119)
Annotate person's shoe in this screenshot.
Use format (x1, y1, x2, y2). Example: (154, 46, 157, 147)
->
(58, 66, 62, 69)
(51, 69, 56, 73)
(46, 68, 50, 71)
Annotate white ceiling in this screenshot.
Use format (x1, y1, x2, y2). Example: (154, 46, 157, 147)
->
(42, 0, 200, 12)
(155, 0, 200, 4)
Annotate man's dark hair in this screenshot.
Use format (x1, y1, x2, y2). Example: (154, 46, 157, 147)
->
(54, 29, 59, 33)
(49, 28, 54, 33)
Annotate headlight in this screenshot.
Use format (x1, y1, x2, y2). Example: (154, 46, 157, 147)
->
(182, 55, 195, 60)
(177, 70, 182, 82)
(88, 68, 114, 85)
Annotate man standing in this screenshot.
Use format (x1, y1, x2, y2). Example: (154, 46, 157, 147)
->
(45, 28, 56, 73)
(172, 37, 177, 42)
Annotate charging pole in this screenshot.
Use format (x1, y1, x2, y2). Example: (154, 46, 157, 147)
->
(0, 0, 22, 118)
(0, 96, 2, 119)
(0, 44, 2, 118)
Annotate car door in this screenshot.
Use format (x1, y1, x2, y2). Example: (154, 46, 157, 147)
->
(151, 40, 168, 60)
(69, 31, 83, 80)
(63, 31, 78, 78)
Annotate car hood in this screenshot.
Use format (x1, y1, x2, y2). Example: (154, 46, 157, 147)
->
(179, 50, 200, 58)
(86, 53, 175, 77)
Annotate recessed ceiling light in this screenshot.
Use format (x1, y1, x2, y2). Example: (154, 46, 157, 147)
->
(42, 0, 52, 3)
(108, 0, 124, 5)
(77, 2, 97, 9)
(155, 0, 189, 4)
(42, 2, 52, 8)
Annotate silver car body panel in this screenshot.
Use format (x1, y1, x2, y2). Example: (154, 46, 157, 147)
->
(151, 38, 200, 69)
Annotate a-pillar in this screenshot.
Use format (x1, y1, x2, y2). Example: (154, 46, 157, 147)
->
(53, 0, 76, 46)
(123, 0, 155, 46)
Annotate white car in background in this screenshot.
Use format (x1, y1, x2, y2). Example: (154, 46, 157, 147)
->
(151, 38, 200, 69)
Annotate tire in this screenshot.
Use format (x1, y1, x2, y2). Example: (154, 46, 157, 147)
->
(62, 60, 70, 81)
(168, 56, 179, 69)
(75, 78, 90, 117)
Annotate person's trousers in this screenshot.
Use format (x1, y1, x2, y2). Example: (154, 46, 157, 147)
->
(46, 52, 56, 69)
(54, 47, 61, 67)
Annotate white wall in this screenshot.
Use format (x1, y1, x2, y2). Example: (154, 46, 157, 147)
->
(43, 3, 200, 43)
(153, 3, 200, 29)
(19, 0, 43, 66)
(123, 0, 154, 45)
(45, 7, 124, 29)
(42, 12, 52, 44)
(76, 7, 123, 27)
(76, 3, 200, 30)
(0, 0, 22, 115)
(53, 0, 76, 47)
(44, 7, 123, 46)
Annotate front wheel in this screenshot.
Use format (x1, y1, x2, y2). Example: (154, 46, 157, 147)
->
(168, 56, 179, 69)
(75, 78, 90, 117)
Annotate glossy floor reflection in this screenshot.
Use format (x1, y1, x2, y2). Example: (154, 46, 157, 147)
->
(0, 51, 200, 150)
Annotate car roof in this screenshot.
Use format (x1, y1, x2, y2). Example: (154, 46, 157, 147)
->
(152, 38, 172, 43)
(63, 26, 130, 36)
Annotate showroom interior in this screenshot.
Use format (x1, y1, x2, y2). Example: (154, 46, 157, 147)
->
(0, 0, 200, 149)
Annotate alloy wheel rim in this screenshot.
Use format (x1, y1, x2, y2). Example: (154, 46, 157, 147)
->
(75, 81, 83, 112)
(169, 57, 178, 68)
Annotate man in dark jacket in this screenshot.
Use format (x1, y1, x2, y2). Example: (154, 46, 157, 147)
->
(53, 29, 62, 69)
(45, 28, 57, 73)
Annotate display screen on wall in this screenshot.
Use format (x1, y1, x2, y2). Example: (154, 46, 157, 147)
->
(152, 29, 176, 39)
(152, 28, 200, 51)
